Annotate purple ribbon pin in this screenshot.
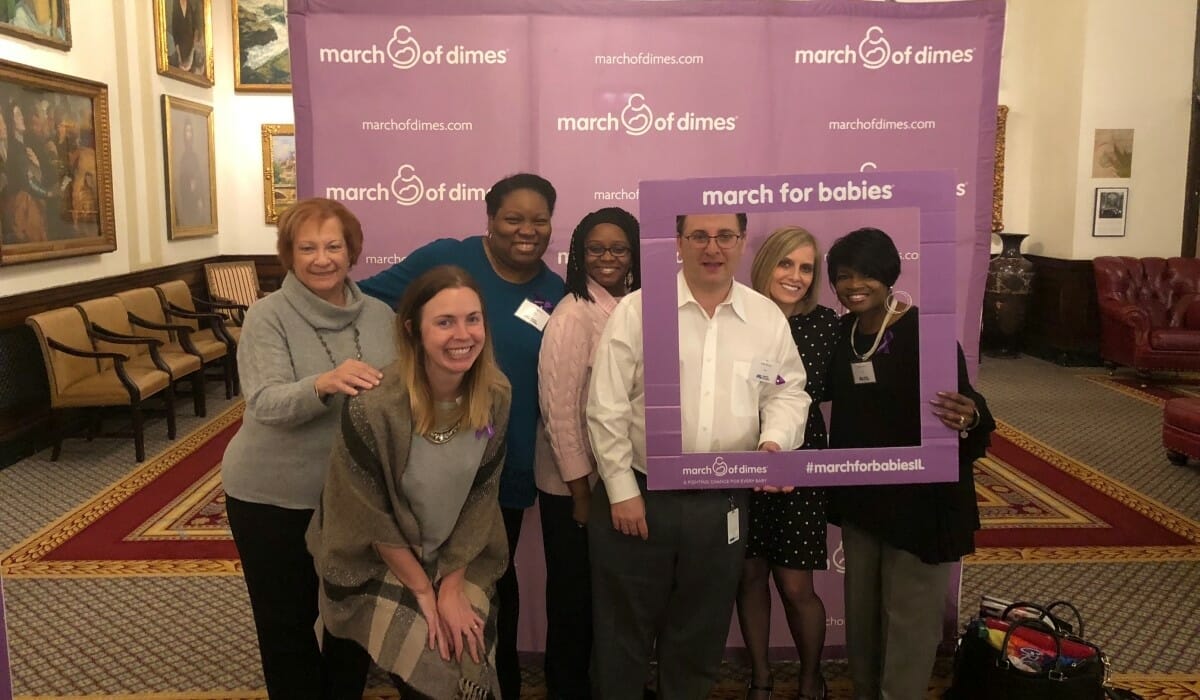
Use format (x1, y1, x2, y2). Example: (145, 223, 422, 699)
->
(531, 296, 555, 313)
(476, 424, 495, 440)
(775, 375, 785, 385)
(877, 330, 894, 355)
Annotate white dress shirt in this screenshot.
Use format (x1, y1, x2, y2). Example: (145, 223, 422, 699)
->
(587, 272, 812, 504)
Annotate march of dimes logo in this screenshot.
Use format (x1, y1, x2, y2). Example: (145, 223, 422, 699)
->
(794, 25, 974, 69)
(324, 164, 486, 206)
(557, 93, 738, 135)
(681, 455, 767, 478)
(318, 25, 508, 69)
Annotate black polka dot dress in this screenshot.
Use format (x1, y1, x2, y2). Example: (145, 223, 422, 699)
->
(747, 304, 838, 570)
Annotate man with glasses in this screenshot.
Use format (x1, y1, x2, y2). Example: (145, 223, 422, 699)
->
(587, 212, 811, 698)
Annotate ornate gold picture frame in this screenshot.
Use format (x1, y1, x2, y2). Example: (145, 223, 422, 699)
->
(0, 58, 116, 266)
(234, 0, 291, 92)
(154, 0, 214, 88)
(0, 0, 71, 50)
(993, 105, 1008, 233)
(162, 95, 218, 239)
(261, 123, 295, 224)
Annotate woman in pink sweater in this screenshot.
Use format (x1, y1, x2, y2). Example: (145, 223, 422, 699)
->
(536, 207, 640, 699)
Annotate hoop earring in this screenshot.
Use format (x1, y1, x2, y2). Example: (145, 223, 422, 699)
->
(886, 289, 913, 314)
(625, 271, 634, 291)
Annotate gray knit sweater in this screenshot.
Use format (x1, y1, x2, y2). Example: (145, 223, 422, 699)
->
(221, 272, 398, 510)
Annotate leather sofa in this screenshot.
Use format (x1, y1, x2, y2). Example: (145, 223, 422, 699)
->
(1093, 256, 1200, 372)
(1163, 398, 1200, 466)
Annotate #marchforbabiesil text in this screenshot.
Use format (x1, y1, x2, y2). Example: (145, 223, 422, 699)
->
(807, 458, 924, 474)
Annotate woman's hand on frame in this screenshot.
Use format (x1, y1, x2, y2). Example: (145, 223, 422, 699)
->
(930, 390, 978, 433)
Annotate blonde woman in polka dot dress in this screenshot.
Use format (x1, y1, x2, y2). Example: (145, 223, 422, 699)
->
(738, 226, 836, 700)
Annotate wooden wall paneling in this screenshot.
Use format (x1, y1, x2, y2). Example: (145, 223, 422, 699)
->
(1022, 255, 1102, 366)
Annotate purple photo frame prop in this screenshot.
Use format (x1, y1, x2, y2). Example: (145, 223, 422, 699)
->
(639, 170, 958, 489)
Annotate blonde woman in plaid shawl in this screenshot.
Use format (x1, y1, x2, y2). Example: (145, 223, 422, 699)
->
(308, 265, 512, 699)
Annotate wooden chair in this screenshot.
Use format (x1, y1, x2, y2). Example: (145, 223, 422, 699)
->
(154, 280, 239, 398)
(26, 307, 176, 462)
(77, 296, 206, 417)
(204, 260, 264, 334)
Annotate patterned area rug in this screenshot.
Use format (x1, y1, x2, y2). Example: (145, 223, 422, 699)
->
(1083, 372, 1200, 405)
(971, 421, 1200, 563)
(7, 406, 1200, 578)
(1, 403, 242, 578)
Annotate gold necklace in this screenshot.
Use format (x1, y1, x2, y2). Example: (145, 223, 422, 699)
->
(424, 418, 462, 445)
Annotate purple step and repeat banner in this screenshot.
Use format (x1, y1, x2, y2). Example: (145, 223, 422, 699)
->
(289, 0, 1003, 655)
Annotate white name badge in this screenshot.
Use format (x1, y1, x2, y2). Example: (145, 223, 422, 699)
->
(727, 507, 740, 544)
(851, 361, 877, 385)
(515, 299, 550, 331)
(753, 359, 777, 384)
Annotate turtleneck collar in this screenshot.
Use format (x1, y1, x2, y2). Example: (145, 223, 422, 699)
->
(280, 271, 368, 331)
(585, 276, 622, 315)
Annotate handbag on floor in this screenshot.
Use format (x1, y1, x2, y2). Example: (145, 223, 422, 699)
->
(945, 600, 1109, 700)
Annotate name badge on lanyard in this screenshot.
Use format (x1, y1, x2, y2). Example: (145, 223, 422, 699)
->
(851, 360, 877, 385)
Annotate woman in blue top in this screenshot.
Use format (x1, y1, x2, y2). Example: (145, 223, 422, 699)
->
(358, 172, 564, 700)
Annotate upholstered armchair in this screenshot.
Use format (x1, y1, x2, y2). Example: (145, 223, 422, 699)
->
(1093, 256, 1200, 373)
(116, 287, 234, 409)
(77, 296, 206, 417)
(154, 281, 239, 398)
(26, 307, 176, 462)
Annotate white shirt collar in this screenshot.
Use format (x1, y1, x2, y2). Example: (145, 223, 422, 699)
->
(675, 271, 749, 322)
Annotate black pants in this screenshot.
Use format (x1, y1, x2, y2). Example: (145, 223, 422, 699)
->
(538, 490, 592, 700)
(496, 506, 525, 700)
(226, 496, 368, 700)
(589, 479, 748, 700)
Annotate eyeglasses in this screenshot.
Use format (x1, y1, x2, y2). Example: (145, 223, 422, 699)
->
(584, 243, 632, 258)
(680, 232, 743, 250)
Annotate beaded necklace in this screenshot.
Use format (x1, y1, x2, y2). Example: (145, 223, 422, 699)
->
(312, 325, 362, 366)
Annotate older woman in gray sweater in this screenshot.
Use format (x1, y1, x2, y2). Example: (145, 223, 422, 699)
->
(221, 198, 396, 700)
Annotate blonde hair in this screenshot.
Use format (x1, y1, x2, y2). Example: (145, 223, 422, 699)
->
(394, 266, 511, 435)
(750, 226, 822, 316)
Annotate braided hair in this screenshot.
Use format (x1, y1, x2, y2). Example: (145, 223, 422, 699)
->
(564, 207, 641, 303)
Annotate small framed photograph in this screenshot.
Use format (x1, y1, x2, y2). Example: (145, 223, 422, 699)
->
(0, 58, 116, 266)
(234, 0, 291, 92)
(153, 0, 214, 87)
(0, 0, 71, 50)
(1092, 187, 1128, 238)
(260, 123, 295, 224)
(162, 95, 217, 239)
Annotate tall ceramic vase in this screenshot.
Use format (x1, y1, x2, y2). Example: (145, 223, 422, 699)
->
(983, 233, 1035, 357)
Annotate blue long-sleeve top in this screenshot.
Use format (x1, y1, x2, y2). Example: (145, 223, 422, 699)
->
(358, 236, 565, 509)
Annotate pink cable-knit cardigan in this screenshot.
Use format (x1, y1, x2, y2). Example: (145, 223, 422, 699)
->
(535, 278, 620, 496)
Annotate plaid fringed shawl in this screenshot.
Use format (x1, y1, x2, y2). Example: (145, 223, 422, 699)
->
(306, 367, 510, 699)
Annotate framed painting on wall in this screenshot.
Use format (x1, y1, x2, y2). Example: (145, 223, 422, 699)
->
(261, 123, 295, 224)
(1092, 187, 1128, 238)
(154, 0, 214, 87)
(0, 0, 71, 49)
(0, 58, 116, 266)
(234, 0, 290, 92)
(162, 95, 217, 239)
